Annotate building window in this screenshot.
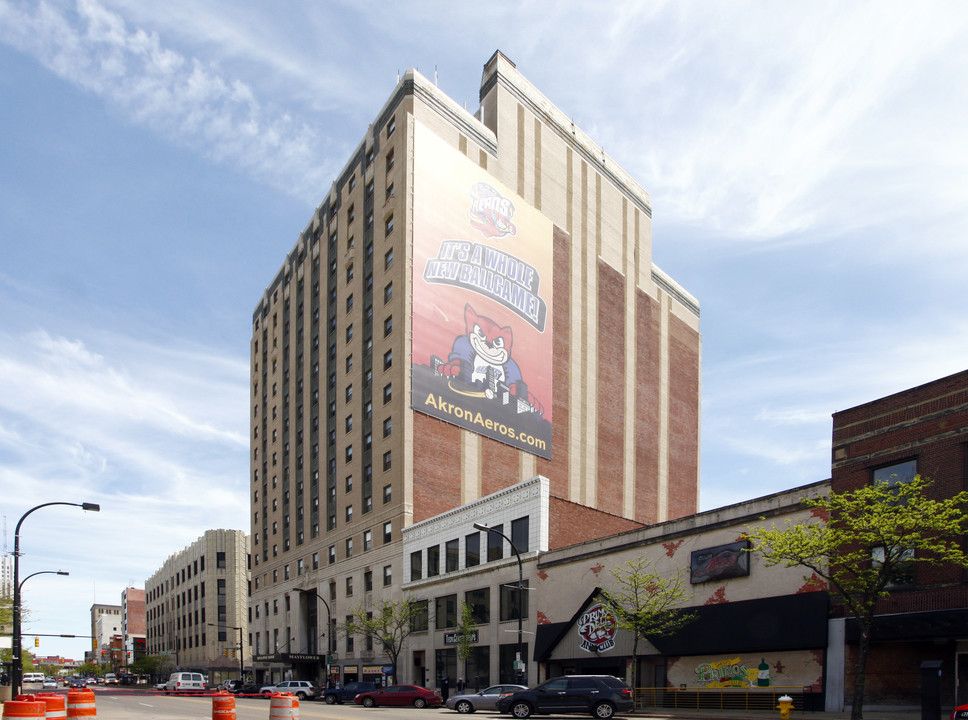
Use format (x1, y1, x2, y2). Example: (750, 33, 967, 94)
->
(384, 214, 394, 237)
(385, 182, 394, 202)
(465, 532, 480, 567)
(445, 539, 459, 573)
(345, 615, 354, 652)
(383, 484, 392, 503)
(345, 446, 353, 463)
(386, 117, 396, 137)
(385, 248, 394, 270)
(465, 588, 490, 624)
(383, 383, 392, 404)
(500, 580, 529, 622)
(873, 460, 917, 489)
(364, 571, 373, 592)
(346, 294, 354, 313)
(383, 565, 392, 586)
(411, 551, 422, 581)
(347, 204, 355, 223)
(345, 505, 353, 523)
(411, 600, 428, 632)
(345, 324, 353, 343)
(427, 545, 439, 577)
(487, 523, 504, 562)
(345, 475, 354, 492)
(384, 282, 392, 304)
(383, 349, 392, 371)
(383, 521, 392, 543)
(363, 529, 372, 551)
(345, 537, 354, 557)
(383, 316, 392, 337)
(386, 148, 394, 173)
(328, 546, 336, 564)
(511, 516, 530, 553)
(435, 594, 457, 629)
(872, 545, 916, 587)
(345, 385, 353, 403)
(345, 415, 353, 432)
(312, 552, 319, 570)
(383, 451, 392, 471)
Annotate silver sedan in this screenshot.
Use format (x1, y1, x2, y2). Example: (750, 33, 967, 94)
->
(446, 684, 528, 714)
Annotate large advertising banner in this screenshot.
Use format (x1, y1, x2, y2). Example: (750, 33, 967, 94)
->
(412, 121, 553, 459)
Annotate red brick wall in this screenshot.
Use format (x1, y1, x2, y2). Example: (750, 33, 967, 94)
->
(548, 496, 644, 550)
(830, 369, 968, 613)
(536, 226, 572, 499)
(596, 260, 626, 516)
(481, 438, 521, 498)
(667, 314, 700, 519)
(635, 289, 661, 524)
(412, 412, 462, 522)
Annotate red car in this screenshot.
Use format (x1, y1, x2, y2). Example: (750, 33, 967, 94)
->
(355, 684, 443, 708)
(952, 705, 968, 720)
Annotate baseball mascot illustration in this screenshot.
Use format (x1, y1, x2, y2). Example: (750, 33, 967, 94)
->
(432, 303, 541, 416)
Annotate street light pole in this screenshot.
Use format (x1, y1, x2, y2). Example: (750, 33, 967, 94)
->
(296, 589, 333, 683)
(472, 523, 525, 684)
(12, 501, 99, 697)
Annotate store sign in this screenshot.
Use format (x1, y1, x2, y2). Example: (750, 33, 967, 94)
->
(444, 631, 479, 645)
(690, 540, 750, 584)
(577, 603, 616, 654)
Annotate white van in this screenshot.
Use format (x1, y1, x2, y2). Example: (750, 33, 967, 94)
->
(23, 672, 45, 684)
(164, 672, 207, 692)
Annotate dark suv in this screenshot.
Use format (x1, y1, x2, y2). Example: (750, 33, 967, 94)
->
(322, 681, 378, 704)
(495, 675, 634, 719)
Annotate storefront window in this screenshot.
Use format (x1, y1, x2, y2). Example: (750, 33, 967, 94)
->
(436, 594, 457, 629)
(465, 588, 490, 624)
(500, 580, 528, 622)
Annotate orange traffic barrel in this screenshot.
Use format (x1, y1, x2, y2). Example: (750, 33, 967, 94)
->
(269, 693, 299, 720)
(35, 693, 67, 720)
(212, 692, 236, 720)
(66, 688, 96, 719)
(2, 696, 45, 719)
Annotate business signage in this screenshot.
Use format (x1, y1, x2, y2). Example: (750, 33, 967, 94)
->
(444, 631, 479, 645)
(577, 603, 617, 654)
(690, 540, 750, 584)
(412, 122, 554, 459)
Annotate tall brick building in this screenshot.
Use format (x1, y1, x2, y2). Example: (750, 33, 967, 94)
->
(249, 51, 701, 685)
(830, 369, 968, 708)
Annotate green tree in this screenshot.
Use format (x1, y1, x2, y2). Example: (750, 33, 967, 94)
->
(129, 654, 165, 676)
(746, 475, 968, 720)
(340, 598, 423, 681)
(597, 557, 696, 687)
(454, 601, 476, 686)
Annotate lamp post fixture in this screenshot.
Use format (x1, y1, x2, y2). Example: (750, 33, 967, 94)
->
(296, 589, 334, 683)
(472, 522, 525, 683)
(209, 623, 245, 681)
(13, 501, 99, 697)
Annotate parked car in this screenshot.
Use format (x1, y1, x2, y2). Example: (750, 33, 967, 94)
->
(229, 683, 263, 696)
(355, 684, 443, 708)
(952, 705, 968, 720)
(323, 681, 377, 704)
(495, 675, 634, 719)
(447, 684, 528, 714)
(259, 680, 319, 700)
(164, 671, 207, 692)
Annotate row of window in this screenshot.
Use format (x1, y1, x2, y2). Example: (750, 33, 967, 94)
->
(410, 518, 529, 581)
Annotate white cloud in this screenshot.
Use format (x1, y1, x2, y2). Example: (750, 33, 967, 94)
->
(0, 0, 335, 201)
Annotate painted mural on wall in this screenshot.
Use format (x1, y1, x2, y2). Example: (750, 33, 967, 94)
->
(412, 121, 554, 458)
(577, 603, 617, 654)
(667, 650, 822, 690)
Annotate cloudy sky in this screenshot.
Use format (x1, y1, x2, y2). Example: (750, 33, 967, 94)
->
(2, 0, 967, 661)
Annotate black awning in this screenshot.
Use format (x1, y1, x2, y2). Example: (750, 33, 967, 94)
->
(650, 592, 830, 656)
(846, 608, 968, 643)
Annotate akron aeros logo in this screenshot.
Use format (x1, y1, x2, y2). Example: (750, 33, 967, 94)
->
(468, 182, 516, 238)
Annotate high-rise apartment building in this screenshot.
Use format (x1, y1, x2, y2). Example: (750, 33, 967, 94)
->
(249, 51, 701, 686)
(145, 529, 249, 685)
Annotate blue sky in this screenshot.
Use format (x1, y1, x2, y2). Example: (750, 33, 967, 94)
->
(2, 0, 967, 661)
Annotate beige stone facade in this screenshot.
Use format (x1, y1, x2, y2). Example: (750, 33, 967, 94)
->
(249, 50, 700, 687)
(145, 529, 249, 685)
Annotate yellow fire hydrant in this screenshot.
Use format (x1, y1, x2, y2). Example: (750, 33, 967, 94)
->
(777, 694, 794, 719)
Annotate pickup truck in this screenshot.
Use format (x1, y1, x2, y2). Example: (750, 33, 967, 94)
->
(322, 681, 378, 704)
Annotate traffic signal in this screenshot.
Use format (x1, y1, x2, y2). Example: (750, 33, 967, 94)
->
(34, 637, 39, 647)
(223, 649, 228, 658)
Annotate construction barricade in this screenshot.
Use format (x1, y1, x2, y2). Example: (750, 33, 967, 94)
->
(3, 696, 45, 720)
(34, 693, 67, 720)
(269, 693, 299, 720)
(212, 692, 236, 720)
(66, 689, 96, 719)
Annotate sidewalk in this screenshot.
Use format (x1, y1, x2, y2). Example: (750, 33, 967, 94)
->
(633, 709, 932, 720)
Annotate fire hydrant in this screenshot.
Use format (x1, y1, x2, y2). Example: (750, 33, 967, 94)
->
(777, 694, 794, 719)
